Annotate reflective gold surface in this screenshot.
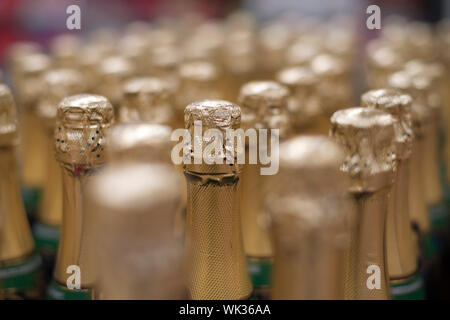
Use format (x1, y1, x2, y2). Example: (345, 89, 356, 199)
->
(183, 100, 252, 300)
(269, 136, 352, 299)
(0, 84, 34, 262)
(361, 89, 417, 280)
(86, 163, 185, 299)
(53, 94, 114, 288)
(331, 107, 396, 300)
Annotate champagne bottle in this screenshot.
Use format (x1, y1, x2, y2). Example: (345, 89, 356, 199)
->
(0, 84, 42, 299)
(268, 136, 353, 299)
(237, 81, 290, 298)
(85, 163, 185, 299)
(183, 99, 252, 299)
(13, 53, 51, 217)
(47, 94, 114, 300)
(388, 70, 436, 260)
(330, 107, 397, 299)
(362, 89, 424, 299)
(34, 69, 86, 262)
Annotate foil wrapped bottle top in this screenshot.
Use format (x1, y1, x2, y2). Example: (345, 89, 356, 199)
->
(330, 107, 397, 193)
(107, 123, 172, 163)
(0, 84, 19, 146)
(361, 89, 413, 160)
(179, 61, 219, 84)
(37, 68, 86, 130)
(237, 80, 290, 135)
(276, 66, 322, 126)
(6, 41, 43, 70)
(54, 94, 114, 169)
(388, 69, 433, 135)
(184, 99, 241, 175)
(96, 56, 135, 106)
(120, 76, 174, 124)
(285, 41, 320, 67)
(14, 53, 52, 108)
(50, 34, 82, 68)
(268, 135, 351, 241)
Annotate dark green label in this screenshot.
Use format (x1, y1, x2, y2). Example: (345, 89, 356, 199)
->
(46, 279, 92, 300)
(247, 257, 272, 289)
(423, 231, 438, 260)
(390, 274, 425, 300)
(428, 202, 449, 231)
(20, 186, 42, 214)
(33, 222, 60, 253)
(0, 251, 42, 291)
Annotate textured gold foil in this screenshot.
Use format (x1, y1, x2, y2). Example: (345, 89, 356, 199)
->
(183, 100, 252, 300)
(53, 94, 114, 288)
(119, 76, 175, 126)
(50, 34, 82, 68)
(361, 89, 417, 280)
(0, 84, 34, 262)
(237, 81, 290, 264)
(268, 136, 353, 299)
(330, 107, 397, 300)
(276, 66, 321, 132)
(85, 163, 185, 299)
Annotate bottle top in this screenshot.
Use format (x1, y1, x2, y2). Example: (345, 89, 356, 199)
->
(88, 162, 180, 213)
(37, 68, 86, 130)
(50, 34, 82, 68)
(276, 66, 322, 126)
(107, 123, 172, 163)
(237, 80, 290, 134)
(0, 84, 19, 146)
(55, 94, 114, 170)
(361, 89, 413, 160)
(330, 107, 397, 193)
(184, 99, 241, 174)
(268, 135, 351, 240)
(388, 69, 433, 134)
(120, 76, 174, 124)
(178, 61, 218, 83)
(285, 41, 319, 67)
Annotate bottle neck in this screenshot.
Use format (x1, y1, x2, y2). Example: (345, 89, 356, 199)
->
(53, 166, 95, 288)
(348, 187, 390, 299)
(0, 146, 35, 263)
(183, 171, 252, 299)
(386, 159, 418, 279)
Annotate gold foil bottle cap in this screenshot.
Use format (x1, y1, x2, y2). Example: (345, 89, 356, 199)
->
(86, 163, 184, 299)
(182, 22, 224, 62)
(330, 107, 397, 193)
(15, 53, 52, 108)
(54, 94, 114, 169)
(237, 80, 290, 135)
(285, 41, 319, 67)
(119, 76, 174, 124)
(276, 66, 321, 127)
(37, 68, 86, 131)
(258, 21, 293, 72)
(311, 53, 346, 77)
(96, 56, 135, 106)
(184, 99, 241, 174)
(50, 34, 82, 68)
(388, 70, 432, 135)
(0, 84, 19, 146)
(361, 89, 413, 160)
(179, 61, 218, 83)
(107, 123, 172, 163)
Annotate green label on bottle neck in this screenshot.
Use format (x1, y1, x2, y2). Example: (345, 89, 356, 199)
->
(390, 274, 425, 300)
(33, 222, 60, 253)
(20, 186, 42, 214)
(247, 257, 272, 289)
(428, 202, 449, 231)
(0, 251, 42, 291)
(46, 279, 92, 300)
